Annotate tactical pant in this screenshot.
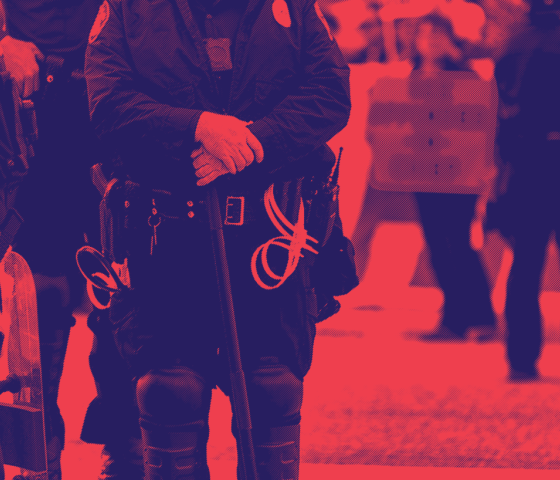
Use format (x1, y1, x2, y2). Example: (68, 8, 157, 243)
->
(101, 181, 317, 480)
(137, 358, 303, 480)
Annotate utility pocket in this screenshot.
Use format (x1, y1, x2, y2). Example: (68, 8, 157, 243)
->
(311, 223, 359, 298)
(108, 287, 153, 373)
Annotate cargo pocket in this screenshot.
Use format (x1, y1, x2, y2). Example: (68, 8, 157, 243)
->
(108, 287, 153, 374)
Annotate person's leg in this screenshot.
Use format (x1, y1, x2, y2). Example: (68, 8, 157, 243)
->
(505, 219, 550, 377)
(12, 67, 100, 479)
(222, 357, 303, 480)
(136, 366, 213, 480)
(81, 309, 143, 480)
(35, 285, 77, 480)
(415, 193, 494, 337)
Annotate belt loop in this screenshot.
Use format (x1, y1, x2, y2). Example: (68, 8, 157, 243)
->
(224, 196, 245, 226)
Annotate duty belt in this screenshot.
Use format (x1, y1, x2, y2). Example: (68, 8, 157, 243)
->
(41, 54, 85, 92)
(139, 188, 261, 226)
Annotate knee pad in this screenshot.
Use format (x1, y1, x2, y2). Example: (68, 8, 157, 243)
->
(247, 359, 303, 427)
(140, 419, 209, 480)
(136, 366, 211, 426)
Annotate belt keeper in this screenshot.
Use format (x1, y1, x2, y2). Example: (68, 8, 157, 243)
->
(224, 196, 245, 226)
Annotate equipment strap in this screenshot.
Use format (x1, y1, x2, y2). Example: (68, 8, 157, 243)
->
(251, 184, 318, 290)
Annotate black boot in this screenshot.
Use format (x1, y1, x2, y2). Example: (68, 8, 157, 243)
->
(140, 421, 210, 480)
(38, 322, 73, 480)
(40, 320, 75, 452)
(253, 425, 300, 480)
(100, 436, 144, 480)
(12, 436, 62, 480)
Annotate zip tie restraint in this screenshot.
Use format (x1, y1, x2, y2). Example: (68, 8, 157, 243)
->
(251, 184, 318, 290)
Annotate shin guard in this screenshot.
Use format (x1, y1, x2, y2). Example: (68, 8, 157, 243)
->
(253, 425, 300, 480)
(140, 421, 209, 480)
(100, 435, 144, 480)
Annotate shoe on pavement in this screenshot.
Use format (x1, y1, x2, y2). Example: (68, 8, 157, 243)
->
(508, 368, 540, 383)
(466, 325, 499, 343)
(404, 325, 465, 342)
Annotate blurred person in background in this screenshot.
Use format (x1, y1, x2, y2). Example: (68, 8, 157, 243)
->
(410, 13, 497, 342)
(395, 17, 418, 61)
(478, 0, 531, 61)
(0, 2, 103, 478)
(492, 0, 560, 381)
(346, 5, 414, 283)
(0, 2, 142, 479)
(347, 14, 387, 64)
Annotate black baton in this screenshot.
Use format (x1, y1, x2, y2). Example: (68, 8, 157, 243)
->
(206, 185, 259, 480)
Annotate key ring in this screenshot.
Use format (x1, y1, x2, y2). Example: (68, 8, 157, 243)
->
(148, 214, 161, 228)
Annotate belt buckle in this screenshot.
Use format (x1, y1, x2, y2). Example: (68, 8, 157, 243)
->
(224, 196, 245, 226)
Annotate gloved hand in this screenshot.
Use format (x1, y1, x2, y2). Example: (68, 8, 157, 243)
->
(0, 36, 44, 98)
(194, 112, 263, 175)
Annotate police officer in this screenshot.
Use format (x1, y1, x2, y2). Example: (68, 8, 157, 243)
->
(0, 2, 141, 479)
(85, 0, 350, 478)
(494, 0, 560, 381)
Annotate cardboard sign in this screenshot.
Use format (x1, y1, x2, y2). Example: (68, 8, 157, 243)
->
(366, 71, 498, 194)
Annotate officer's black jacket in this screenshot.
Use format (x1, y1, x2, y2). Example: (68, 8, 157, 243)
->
(85, 0, 351, 193)
(84, 0, 351, 379)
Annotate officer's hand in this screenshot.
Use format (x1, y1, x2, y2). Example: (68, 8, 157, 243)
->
(192, 147, 231, 186)
(0, 36, 44, 98)
(194, 112, 264, 174)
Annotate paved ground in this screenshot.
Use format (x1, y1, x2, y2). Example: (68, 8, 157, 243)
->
(4, 222, 560, 479)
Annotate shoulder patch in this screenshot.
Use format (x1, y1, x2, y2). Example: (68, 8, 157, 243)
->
(273, 0, 292, 28)
(314, 2, 333, 41)
(89, 1, 110, 44)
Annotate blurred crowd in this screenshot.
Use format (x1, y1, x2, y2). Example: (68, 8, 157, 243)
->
(320, 0, 530, 65)
(320, 0, 560, 383)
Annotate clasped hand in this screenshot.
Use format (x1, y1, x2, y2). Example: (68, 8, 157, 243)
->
(0, 36, 44, 98)
(192, 112, 263, 186)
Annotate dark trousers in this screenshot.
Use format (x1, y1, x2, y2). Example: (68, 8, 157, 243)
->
(505, 220, 551, 373)
(137, 359, 303, 477)
(415, 192, 495, 336)
(81, 309, 141, 445)
(36, 292, 76, 448)
(503, 166, 560, 373)
(12, 55, 101, 448)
